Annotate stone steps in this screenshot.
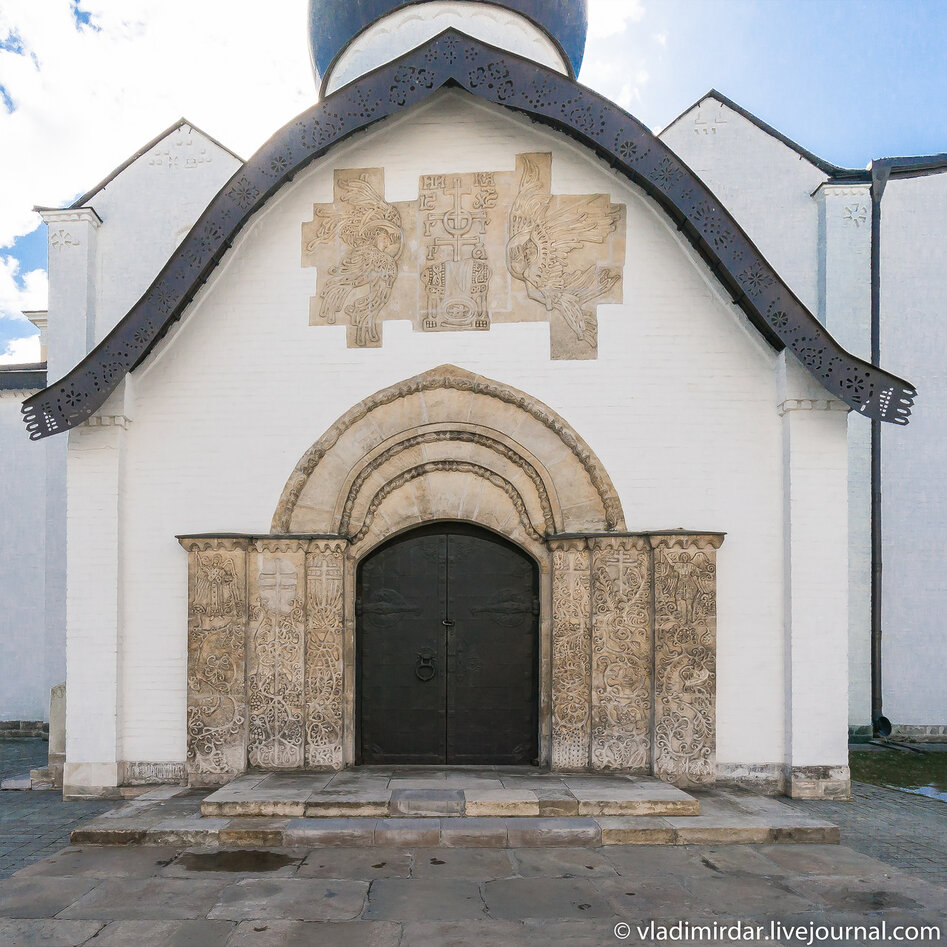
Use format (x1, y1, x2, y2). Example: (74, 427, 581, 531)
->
(200, 773, 700, 820)
(71, 813, 839, 848)
(69, 783, 841, 849)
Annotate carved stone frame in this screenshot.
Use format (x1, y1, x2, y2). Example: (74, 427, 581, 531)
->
(180, 367, 723, 787)
(180, 528, 722, 787)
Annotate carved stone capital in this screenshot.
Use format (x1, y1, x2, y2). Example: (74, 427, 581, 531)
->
(178, 535, 252, 553)
(648, 533, 725, 551)
(588, 534, 650, 553)
(254, 537, 312, 554)
(548, 537, 588, 552)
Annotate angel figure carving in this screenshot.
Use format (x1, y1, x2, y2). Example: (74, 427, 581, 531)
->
(507, 155, 621, 346)
(308, 174, 404, 347)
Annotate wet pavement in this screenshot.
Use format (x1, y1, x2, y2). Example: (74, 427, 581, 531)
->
(0, 841, 944, 945)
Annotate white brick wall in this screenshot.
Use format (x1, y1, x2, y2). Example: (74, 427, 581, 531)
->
(0, 392, 47, 720)
(880, 171, 947, 726)
(64, 91, 851, 780)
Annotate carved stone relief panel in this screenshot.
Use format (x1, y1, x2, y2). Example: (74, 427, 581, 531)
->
(182, 538, 249, 785)
(590, 536, 652, 773)
(302, 154, 624, 359)
(305, 540, 346, 770)
(247, 541, 307, 769)
(650, 534, 723, 787)
(550, 539, 592, 769)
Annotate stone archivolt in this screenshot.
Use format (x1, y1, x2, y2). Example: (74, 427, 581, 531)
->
(303, 153, 625, 359)
(272, 364, 625, 538)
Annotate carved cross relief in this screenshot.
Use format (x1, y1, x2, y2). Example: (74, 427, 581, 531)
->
(302, 153, 625, 359)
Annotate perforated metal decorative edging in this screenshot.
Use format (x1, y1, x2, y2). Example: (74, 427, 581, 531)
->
(22, 29, 915, 439)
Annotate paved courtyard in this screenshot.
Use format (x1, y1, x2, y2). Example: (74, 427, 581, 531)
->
(1, 740, 945, 944)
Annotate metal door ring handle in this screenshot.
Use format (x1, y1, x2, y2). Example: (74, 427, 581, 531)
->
(415, 649, 436, 681)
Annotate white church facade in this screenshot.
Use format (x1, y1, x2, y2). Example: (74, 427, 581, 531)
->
(1, 0, 940, 800)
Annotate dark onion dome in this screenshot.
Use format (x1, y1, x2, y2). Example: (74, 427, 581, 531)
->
(309, 0, 589, 81)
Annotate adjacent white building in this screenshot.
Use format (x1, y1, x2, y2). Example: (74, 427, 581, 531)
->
(0, 0, 941, 799)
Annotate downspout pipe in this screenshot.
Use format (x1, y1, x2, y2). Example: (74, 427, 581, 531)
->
(868, 161, 891, 737)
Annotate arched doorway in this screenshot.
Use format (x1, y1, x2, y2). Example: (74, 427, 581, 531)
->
(357, 523, 539, 765)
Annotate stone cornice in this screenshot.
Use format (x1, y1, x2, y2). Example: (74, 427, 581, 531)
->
(36, 206, 102, 228)
(778, 398, 850, 416)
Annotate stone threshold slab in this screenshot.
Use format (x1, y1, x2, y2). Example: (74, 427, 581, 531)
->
(70, 790, 840, 848)
(199, 772, 700, 820)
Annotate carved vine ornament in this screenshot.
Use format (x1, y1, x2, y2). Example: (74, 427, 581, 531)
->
(22, 30, 914, 437)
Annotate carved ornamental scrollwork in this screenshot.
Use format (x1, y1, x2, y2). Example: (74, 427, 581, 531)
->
(182, 535, 349, 781)
(550, 539, 592, 769)
(182, 538, 249, 784)
(183, 529, 721, 783)
(305, 540, 346, 770)
(303, 153, 624, 359)
(650, 534, 723, 787)
(247, 541, 307, 769)
(590, 536, 652, 773)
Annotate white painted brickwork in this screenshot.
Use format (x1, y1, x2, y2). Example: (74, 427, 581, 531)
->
(63, 92, 851, 784)
(0, 125, 240, 730)
(0, 393, 47, 720)
(663, 95, 946, 732)
(880, 172, 947, 727)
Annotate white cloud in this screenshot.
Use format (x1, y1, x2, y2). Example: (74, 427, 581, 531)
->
(0, 333, 41, 364)
(0, 252, 47, 323)
(0, 0, 315, 271)
(587, 0, 646, 40)
(580, 57, 651, 111)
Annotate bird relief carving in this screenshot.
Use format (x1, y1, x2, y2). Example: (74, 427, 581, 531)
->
(302, 154, 624, 358)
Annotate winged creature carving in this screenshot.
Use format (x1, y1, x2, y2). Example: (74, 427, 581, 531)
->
(507, 155, 621, 346)
(308, 174, 404, 346)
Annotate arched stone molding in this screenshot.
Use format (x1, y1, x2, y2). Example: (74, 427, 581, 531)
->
(272, 364, 625, 536)
(178, 372, 726, 786)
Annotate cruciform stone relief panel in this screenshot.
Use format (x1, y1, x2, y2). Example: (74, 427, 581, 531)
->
(302, 154, 625, 359)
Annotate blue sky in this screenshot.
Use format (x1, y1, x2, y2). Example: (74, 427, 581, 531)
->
(1, 0, 945, 358)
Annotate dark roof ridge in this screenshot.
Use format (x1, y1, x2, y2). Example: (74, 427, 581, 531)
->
(21, 29, 915, 438)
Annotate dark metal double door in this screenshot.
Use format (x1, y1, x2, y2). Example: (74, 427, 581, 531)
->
(358, 525, 538, 765)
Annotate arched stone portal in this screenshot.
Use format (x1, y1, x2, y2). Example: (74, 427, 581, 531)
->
(180, 366, 723, 788)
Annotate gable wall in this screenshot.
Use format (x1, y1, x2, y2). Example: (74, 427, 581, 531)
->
(69, 94, 815, 773)
(660, 98, 828, 315)
(89, 125, 242, 345)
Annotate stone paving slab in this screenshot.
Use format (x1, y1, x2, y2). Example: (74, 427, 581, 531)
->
(57, 877, 229, 920)
(0, 840, 944, 945)
(227, 919, 401, 946)
(81, 918, 234, 946)
(207, 877, 369, 921)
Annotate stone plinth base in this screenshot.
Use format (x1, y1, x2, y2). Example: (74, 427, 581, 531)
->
(788, 766, 852, 800)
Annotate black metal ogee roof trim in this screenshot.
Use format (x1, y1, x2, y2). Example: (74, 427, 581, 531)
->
(21, 29, 916, 439)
